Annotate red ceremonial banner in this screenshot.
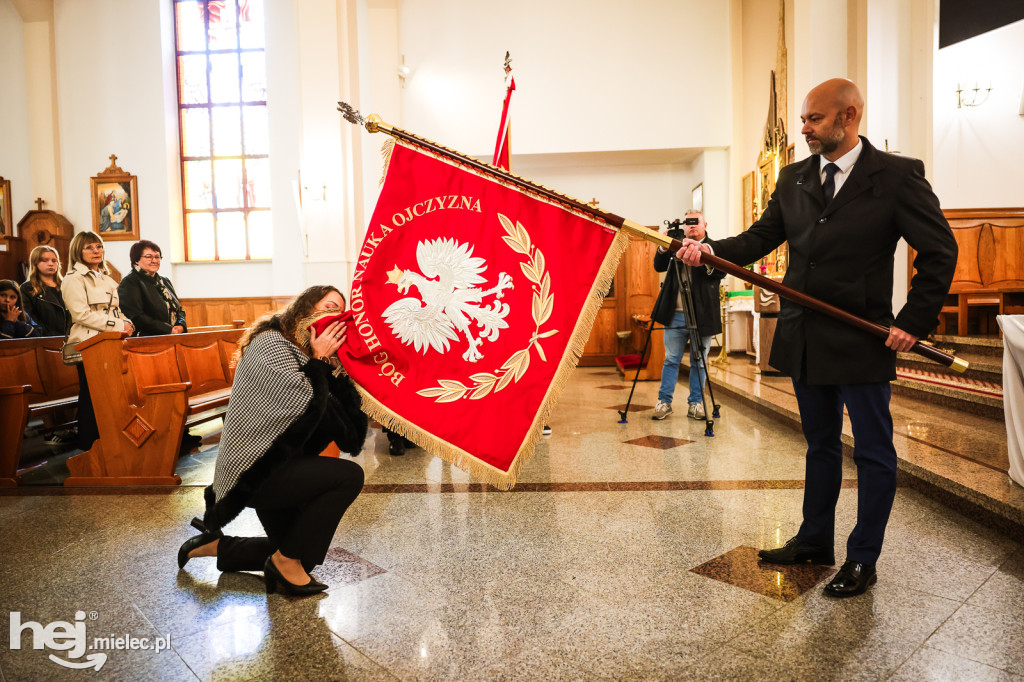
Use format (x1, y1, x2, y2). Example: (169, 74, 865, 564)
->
(338, 140, 627, 488)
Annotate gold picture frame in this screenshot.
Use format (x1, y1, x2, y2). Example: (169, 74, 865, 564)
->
(91, 155, 139, 241)
(0, 176, 11, 237)
(742, 171, 754, 229)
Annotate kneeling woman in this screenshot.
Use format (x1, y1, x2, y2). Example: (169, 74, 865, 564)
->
(178, 285, 367, 596)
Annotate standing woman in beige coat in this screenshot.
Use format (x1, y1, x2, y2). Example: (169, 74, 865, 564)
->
(62, 231, 134, 451)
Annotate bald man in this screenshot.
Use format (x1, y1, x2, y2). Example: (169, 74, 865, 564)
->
(678, 79, 957, 597)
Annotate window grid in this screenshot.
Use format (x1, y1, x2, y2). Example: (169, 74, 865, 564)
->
(173, 0, 271, 262)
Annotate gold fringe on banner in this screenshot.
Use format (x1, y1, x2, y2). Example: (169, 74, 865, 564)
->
(379, 138, 395, 186)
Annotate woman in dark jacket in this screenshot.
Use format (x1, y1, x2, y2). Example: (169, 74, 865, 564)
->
(20, 245, 70, 337)
(118, 240, 187, 336)
(177, 285, 367, 597)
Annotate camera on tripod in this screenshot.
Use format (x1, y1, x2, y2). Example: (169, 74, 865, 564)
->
(663, 216, 700, 240)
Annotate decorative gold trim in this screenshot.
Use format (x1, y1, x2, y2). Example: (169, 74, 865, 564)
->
(951, 357, 970, 373)
(416, 213, 558, 402)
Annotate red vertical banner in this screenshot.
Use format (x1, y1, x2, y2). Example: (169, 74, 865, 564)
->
(492, 76, 515, 170)
(338, 141, 627, 489)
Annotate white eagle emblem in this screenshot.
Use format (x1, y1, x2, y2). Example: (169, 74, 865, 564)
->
(383, 238, 514, 362)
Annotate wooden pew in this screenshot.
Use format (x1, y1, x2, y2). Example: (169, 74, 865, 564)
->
(65, 328, 244, 486)
(910, 207, 1024, 336)
(188, 320, 245, 333)
(0, 337, 80, 486)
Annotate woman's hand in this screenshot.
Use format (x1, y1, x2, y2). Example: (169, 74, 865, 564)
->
(123, 321, 135, 336)
(1, 303, 19, 322)
(310, 320, 346, 361)
(171, 325, 185, 334)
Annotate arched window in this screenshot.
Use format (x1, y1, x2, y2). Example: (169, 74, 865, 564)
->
(173, 0, 272, 261)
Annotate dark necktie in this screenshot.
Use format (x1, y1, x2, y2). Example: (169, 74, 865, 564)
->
(822, 162, 840, 203)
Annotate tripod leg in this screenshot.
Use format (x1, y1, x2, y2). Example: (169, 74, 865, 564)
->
(674, 258, 717, 437)
(618, 318, 657, 424)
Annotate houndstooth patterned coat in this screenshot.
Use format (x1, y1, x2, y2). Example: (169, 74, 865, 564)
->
(203, 329, 367, 532)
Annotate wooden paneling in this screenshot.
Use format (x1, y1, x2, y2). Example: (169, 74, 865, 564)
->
(911, 208, 1024, 292)
(179, 296, 295, 327)
(580, 233, 663, 368)
(909, 208, 1024, 336)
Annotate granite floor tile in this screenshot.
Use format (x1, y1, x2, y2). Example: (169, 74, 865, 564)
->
(462, 647, 595, 681)
(684, 639, 920, 682)
(890, 646, 1024, 681)
(966, 550, 1024, 619)
(4, 366, 1024, 680)
(727, 580, 962, 656)
(173, 599, 397, 681)
(926, 602, 1024, 675)
(690, 545, 834, 601)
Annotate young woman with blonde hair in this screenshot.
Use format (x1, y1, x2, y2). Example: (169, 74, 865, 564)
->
(20, 245, 70, 337)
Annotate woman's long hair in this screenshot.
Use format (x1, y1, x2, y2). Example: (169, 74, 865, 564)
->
(25, 245, 63, 297)
(0, 280, 29, 323)
(234, 285, 342, 364)
(67, 231, 109, 275)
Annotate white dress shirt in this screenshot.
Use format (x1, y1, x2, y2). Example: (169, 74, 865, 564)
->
(820, 138, 863, 198)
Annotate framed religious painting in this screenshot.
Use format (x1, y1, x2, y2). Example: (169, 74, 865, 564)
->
(756, 157, 775, 220)
(785, 143, 795, 167)
(0, 176, 11, 237)
(741, 171, 754, 229)
(90, 156, 139, 241)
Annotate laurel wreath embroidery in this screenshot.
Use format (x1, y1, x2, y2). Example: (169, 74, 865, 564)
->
(416, 213, 558, 403)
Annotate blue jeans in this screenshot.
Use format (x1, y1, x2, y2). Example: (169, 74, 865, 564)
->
(658, 310, 712, 405)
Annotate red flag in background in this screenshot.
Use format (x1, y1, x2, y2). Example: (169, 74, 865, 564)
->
(492, 53, 515, 170)
(338, 141, 627, 489)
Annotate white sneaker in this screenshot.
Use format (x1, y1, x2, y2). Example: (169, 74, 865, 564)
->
(687, 403, 706, 420)
(542, 424, 552, 436)
(652, 401, 673, 420)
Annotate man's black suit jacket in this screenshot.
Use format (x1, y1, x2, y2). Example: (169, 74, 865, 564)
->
(709, 137, 957, 385)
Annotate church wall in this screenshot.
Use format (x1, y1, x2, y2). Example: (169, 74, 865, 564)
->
(396, 0, 734, 157)
(52, 0, 175, 276)
(932, 19, 1024, 209)
(0, 0, 34, 225)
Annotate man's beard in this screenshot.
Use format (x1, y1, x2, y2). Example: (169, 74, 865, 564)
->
(806, 114, 845, 155)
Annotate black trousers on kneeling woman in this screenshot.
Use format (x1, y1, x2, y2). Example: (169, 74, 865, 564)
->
(216, 456, 364, 573)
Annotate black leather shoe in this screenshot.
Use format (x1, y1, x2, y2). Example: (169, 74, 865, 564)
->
(758, 536, 835, 565)
(388, 438, 405, 456)
(824, 560, 877, 597)
(263, 556, 328, 596)
(177, 517, 222, 569)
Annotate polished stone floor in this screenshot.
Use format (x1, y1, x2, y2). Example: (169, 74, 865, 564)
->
(2, 367, 1023, 680)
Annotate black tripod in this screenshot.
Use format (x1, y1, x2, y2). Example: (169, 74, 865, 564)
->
(618, 254, 720, 436)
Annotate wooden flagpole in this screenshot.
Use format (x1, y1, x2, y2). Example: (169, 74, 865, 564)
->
(337, 103, 968, 373)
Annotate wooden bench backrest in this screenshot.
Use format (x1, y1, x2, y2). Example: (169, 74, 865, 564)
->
(120, 329, 244, 404)
(0, 337, 79, 405)
(909, 208, 1024, 292)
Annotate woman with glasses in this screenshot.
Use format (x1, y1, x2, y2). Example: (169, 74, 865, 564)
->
(118, 240, 187, 336)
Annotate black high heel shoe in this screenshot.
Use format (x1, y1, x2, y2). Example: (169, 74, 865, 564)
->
(263, 556, 328, 596)
(177, 517, 222, 569)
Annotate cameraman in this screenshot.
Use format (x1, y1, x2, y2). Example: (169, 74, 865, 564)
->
(652, 210, 725, 420)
